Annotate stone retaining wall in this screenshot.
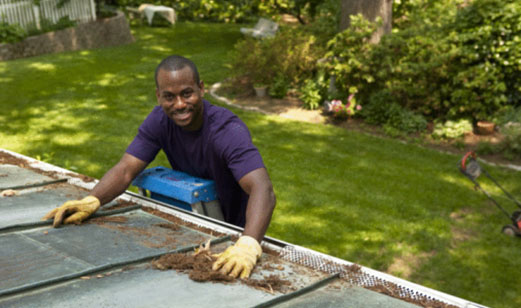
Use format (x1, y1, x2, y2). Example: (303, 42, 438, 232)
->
(0, 12, 134, 61)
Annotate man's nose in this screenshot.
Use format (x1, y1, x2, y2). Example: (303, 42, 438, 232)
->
(173, 96, 187, 109)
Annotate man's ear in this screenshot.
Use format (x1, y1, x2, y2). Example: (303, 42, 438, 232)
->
(155, 88, 160, 102)
(199, 81, 205, 96)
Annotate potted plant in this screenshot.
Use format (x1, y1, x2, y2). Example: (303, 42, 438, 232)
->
(476, 120, 496, 135)
(253, 82, 268, 97)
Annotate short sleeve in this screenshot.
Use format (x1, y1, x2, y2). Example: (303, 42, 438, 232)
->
(217, 120, 265, 181)
(126, 107, 163, 163)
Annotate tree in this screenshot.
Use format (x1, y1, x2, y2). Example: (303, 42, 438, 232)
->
(340, 0, 393, 43)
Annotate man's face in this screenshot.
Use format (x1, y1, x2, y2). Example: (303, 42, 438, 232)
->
(156, 67, 205, 131)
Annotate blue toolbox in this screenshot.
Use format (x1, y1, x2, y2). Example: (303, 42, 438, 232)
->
(132, 166, 224, 221)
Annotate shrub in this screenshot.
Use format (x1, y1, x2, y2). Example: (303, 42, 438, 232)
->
(495, 106, 521, 158)
(152, 0, 261, 23)
(359, 90, 399, 126)
(359, 90, 427, 134)
(93, 1, 119, 19)
(387, 106, 428, 134)
(432, 119, 473, 139)
(27, 16, 76, 37)
(476, 141, 499, 155)
(118, 0, 255, 22)
(324, 14, 379, 103)
(445, 0, 521, 120)
(325, 0, 521, 122)
(231, 26, 324, 89)
(298, 79, 322, 110)
(268, 73, 290, 99)
(231, 37, 271, 86)
(494, 104, 521, 127)
(500, 123, 521, 159)
(0, 21, 27, 44)
(306, 0, 341, 44)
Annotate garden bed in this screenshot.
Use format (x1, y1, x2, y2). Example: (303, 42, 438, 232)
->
(212, 83, 521, 169)
(0, 12, 134, 61)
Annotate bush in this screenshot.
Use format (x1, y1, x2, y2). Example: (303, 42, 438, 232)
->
(0, 22, 27, 44)
(27, 16, 76, 37)
(446, 0, 521, 119)
(306, 0, 341, 44)
(0, 16, 77, 44)
(494, 106, 521, 159)
(268, 73, 290, 98)
(231, 37, 271, 86)
(298, 79, 322, 110)
(359, 90, 427, 134)
(359, 90, 398, 126)
(134, 0, 262, 23)
(494, 103, 521, 127)
(325, 0, 521, 122)
(500, 123, 521, 159)
(96, 3, 119, 19)
(116, 0, 258, 22)
(231, 26, 325, 89)
(432, 119, 473, 139)
(387, 107, 428, 134)
(325, 14, 379, 103)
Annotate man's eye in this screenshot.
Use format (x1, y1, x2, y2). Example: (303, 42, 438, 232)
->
(183, 91, 193, 98)
(164, 94, 174, 100)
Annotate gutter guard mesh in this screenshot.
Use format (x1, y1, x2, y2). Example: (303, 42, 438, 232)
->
(279, 246, 457, 307)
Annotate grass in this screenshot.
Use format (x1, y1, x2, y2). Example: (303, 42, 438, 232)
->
(1, 22, 521, 308)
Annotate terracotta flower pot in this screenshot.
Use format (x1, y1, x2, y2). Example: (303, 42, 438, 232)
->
(476, 121, 495, 135)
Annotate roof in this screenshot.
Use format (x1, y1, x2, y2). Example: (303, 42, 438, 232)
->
(0, 149, 485, 308)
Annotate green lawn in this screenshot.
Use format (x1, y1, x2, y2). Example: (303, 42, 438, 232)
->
(1, 22, 521, 308)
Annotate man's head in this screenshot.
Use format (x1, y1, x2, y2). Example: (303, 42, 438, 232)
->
(155, 55, 205, 131)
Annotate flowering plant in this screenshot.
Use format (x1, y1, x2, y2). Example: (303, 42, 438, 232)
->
(326, 94, 362, 120)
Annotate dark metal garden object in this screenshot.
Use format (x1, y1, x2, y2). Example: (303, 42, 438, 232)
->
(459, 151, 521, 237)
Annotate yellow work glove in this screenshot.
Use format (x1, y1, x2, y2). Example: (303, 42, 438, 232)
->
(42, 196, 100, 227)
(212, 235, 262, 279)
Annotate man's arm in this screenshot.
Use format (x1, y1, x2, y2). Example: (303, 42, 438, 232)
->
(90, 153, 149, 205)
(212, 167, 275, 278)
(42, 153, 148, 227)
(239, 167, 276, 242)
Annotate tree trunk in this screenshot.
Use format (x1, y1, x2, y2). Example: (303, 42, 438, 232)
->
(340, 0, 393, 43)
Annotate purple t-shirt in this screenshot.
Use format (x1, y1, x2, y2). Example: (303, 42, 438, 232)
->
(126, 100, 265, 227)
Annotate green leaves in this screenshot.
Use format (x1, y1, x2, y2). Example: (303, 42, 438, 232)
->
(298, 79, 322, 110)
(231, 26, 324, 96)
(325, 0, 521, 122)
(432, 119, 473, 139)
(0, 21, 27, 44)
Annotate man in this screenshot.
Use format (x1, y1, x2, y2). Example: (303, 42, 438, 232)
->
(42, 55, 276, 279)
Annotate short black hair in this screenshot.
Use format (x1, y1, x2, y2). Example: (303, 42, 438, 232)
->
(154, 55, 200, 88)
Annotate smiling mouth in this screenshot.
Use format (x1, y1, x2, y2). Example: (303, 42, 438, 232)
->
(172, 110, 192, 121)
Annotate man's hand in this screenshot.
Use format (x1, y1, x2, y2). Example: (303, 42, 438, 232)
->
(42, 196, 100, 227)
(212, 235, 262, 279)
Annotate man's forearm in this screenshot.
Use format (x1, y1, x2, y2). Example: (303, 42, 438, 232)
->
(243, 185, 276, 242)
(90, 154, 147, 205)
(90, 164, 135, 205)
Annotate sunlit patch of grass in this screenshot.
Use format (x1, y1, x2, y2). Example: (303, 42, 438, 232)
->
(97, 73, 117, 86)
(28, 62, 56, 71)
